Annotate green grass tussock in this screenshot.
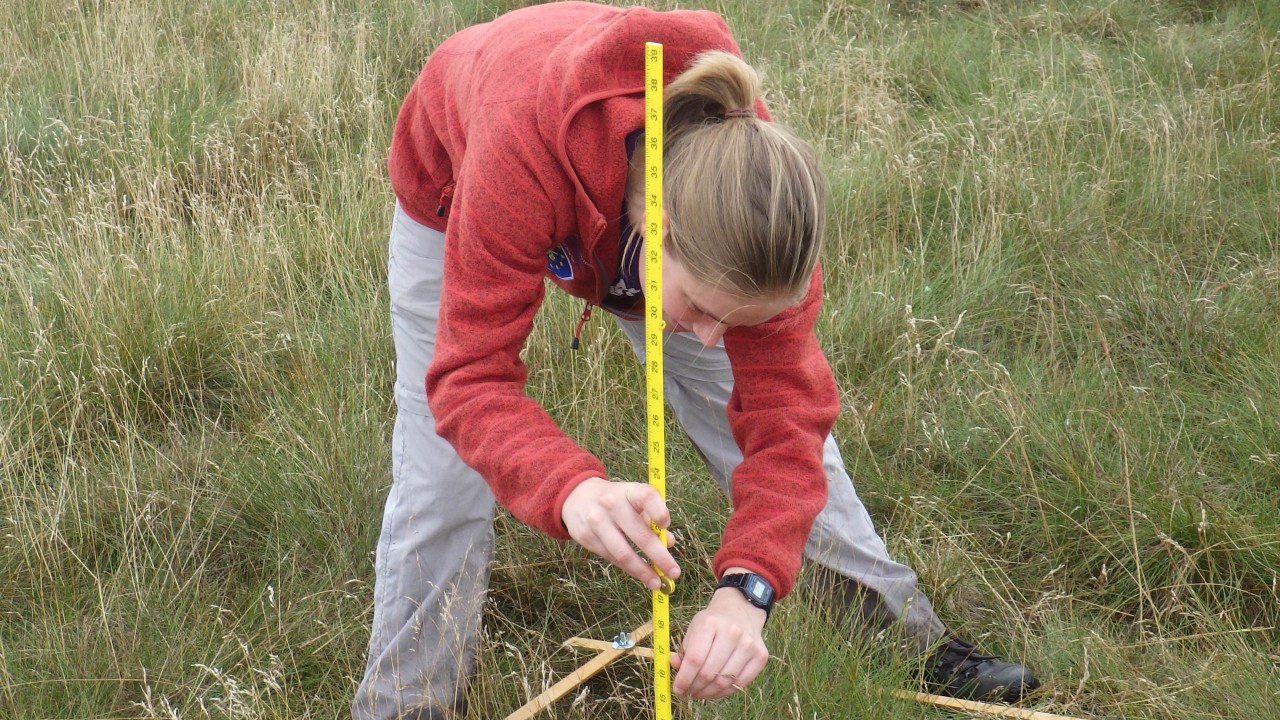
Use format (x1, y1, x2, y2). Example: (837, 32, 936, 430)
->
(2, 0, 1278, 718)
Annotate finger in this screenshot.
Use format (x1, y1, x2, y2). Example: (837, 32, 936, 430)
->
(624, 483, 669, 523)
(709, 644, 763, 699)
(669, 628, 761, 687)
(587, 522, 659, 588)
(708, 665, 747, 699)
(617, 512, 680, 581)
(708, 676, 740, 700)
(701, 624, 764, 699)
(671, 628, 713, 697)
(737, 650, 769, 689)
(624, 484, 674, 534)
(608, 487, 680, 580)
(687, 628, 738, 699)
(692, 640, 737, 699)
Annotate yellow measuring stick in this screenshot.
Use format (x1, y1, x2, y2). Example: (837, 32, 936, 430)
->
(643, 41, 673, 720)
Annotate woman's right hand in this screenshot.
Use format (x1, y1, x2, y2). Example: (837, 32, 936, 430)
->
(561, 477, 680, 591)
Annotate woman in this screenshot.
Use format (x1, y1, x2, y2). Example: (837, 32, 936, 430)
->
(353, 3, 1038, 718)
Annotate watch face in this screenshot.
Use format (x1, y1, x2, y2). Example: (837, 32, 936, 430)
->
(746, 576, 771, 603)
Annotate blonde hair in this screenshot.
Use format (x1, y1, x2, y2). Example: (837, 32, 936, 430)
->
(662, 51, 825, 301)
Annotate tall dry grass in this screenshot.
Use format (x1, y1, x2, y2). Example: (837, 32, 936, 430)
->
(2, 1, 1277, 718)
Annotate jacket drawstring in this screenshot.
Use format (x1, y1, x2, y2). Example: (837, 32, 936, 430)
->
(571, 302, 593, 350)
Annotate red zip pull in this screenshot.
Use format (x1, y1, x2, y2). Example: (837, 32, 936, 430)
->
(571, 302, 593, 350)
(435, 182, 456, 217)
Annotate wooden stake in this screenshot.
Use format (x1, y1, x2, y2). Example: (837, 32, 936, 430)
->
(504, 622, 653, 720)
(890, 689, 1086, 720)
(564, 637, 656, 659)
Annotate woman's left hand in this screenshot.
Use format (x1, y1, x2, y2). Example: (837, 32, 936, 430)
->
(669, 571, 769, 700)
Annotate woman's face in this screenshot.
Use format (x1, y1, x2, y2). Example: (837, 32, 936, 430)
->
(640, 244, 797, 348)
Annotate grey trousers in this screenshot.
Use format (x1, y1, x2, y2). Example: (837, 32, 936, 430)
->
(351, 204, 946, 719)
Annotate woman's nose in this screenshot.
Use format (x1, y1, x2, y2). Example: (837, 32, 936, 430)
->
(692, 319, 726, 348)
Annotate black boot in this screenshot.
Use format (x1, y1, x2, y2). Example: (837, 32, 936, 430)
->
(806, 567, 1040, 704)
(926, 636, 1040, 703)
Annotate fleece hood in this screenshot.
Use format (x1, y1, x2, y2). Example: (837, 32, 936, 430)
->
(534, 3, 745, 250)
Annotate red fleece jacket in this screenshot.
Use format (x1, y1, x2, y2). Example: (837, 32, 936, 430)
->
(389, 1, 837, 599)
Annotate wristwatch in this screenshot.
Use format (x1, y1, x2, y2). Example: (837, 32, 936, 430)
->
(715, 572, 776, 618)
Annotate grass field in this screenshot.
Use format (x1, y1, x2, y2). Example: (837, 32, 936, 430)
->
(2, 0, 1278, 718)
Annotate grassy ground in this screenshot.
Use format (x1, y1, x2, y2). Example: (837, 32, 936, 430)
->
(2, 0, 1277, 718)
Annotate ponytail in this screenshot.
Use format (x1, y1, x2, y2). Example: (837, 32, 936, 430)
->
(662, 51, 825, 301)
(664, 51, 760, 147)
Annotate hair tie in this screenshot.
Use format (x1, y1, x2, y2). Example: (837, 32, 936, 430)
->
(722, 107, 754, 120)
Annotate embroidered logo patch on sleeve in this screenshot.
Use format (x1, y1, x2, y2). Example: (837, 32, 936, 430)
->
(546, 244, 574, 280)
